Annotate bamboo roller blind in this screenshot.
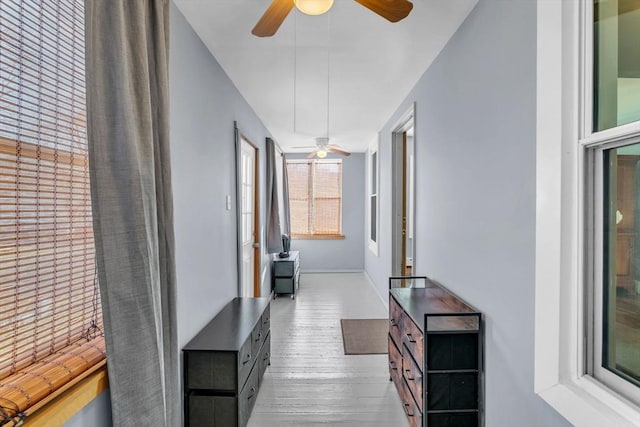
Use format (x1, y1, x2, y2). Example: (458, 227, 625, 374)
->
(286, 160, 342, 236)
(0, 1, 104, 423)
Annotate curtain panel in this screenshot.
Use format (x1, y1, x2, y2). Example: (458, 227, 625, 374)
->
(85, 1, 179, 425)
(282, 152, 292, 238)
(266, 138, 282, 253)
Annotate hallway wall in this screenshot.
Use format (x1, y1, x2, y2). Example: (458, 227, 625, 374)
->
(365, 0, 572, 425)
(170, 3, 274, 345)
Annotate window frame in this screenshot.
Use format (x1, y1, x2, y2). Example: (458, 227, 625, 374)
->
(587, 132, 640, 405)
(367, 138, 379, 256)
(286, 158, 344, 239)
(535, 0, 640, 425)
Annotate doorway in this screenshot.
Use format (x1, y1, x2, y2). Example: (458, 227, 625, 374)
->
(236, 127, 261, 297)
(391, 105, 416, 285)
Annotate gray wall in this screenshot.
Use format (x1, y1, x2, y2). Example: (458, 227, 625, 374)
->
(170, 2, 273, 347)
(365, 1, 571, 426)
(285, 153, 365, 272)
(66, 3, 275, 424)
(64, 391, 111, 427)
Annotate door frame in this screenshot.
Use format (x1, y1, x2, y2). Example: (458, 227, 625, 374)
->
(391, 104, 416, 281)
(235, 122, 261, 297)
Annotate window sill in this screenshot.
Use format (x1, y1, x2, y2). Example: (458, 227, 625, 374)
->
(23, 363, 109, 426)
(291, 234, 345, 240)
(537, 377, 640, 427)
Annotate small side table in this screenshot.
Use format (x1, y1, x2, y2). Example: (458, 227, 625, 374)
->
(272, 251, 300, 299)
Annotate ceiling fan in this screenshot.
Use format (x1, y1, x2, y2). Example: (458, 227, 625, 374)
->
(295, 137, 351, 158)
(252, 0, 414, 37)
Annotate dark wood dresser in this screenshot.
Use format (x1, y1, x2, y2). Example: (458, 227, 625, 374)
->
(183, 297, 271, 427)
(388, 280, 483, 427)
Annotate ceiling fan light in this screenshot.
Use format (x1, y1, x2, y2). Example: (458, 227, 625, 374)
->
(294, 0, 334, 16)
(316, 149, 328, 158)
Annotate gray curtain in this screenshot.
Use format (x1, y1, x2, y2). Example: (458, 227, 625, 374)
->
(85, 1, 179, 426)
(266, 138, 282, 253)
(282, 152, 291, 237)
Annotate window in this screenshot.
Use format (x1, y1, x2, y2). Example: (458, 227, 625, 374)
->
(367, 140, 378, 255)
(590, 0, 640, 404)
(536, 0, 640, 424)
(593, 0, 640, 132)
(600, 144, 640, 396)
(286, 159, 343, 238)
(0, 1, 104, 423)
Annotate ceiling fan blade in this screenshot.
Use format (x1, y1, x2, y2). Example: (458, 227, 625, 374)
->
(327, 146, 351, 156)
(252, 0, 295, 37)
(307, 150, 319, 159)
(353, 0, 413, 23)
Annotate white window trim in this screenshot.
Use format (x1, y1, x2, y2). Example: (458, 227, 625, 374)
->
(535, 1, 640, 425)
(367, 136, 379, 256)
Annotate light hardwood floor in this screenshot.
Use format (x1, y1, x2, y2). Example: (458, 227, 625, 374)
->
(248, 272, 409, 427)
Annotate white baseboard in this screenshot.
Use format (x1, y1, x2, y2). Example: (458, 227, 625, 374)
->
(364, 269, 388, 310)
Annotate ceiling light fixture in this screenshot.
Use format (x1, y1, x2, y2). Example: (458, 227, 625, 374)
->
(316, 149, 328, 158)
(294, 0, 334, 16)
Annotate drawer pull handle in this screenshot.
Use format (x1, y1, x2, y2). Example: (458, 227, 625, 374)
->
(406, 333, 416, 343)
(390, 318, 398, 327)
(389, 360, 397, 371)
(248, 386, 256, 400)
(255, 332, 262, 341)
(263, 352, 270, 360)
(404, 369, 414, 381)
(242, 353, 252, 365)
(403, 403, 414, 417)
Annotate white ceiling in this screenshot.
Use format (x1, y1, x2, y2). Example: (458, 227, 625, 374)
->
(173, 0, 478, 153)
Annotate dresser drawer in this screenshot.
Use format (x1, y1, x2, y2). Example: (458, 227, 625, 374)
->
(238, 363, 260, 427)
(188, 394, 237, 426)
(251, 321, 264, 360)
(258, 331, 271, 385)
(400, 377, 423, 427)
(274, 277, 295, 294)
(238, 336, 253, 390)
(427, 413, 478, 427)
(402, 314, 424, 370)
(402, 344, 423, 409)
(427, 333, 478, 370)
(427, 371, 478, 411)
(186, 352, 237, 391)
(388, 335, 402, 384)
(261, 305, 270, 332)
(389, 296, 404, 347)
(273, 259, 296, 277)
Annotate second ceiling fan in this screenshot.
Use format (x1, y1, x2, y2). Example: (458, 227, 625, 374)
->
(252, 0, 414, 37)
(295, 137, 351, 158)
